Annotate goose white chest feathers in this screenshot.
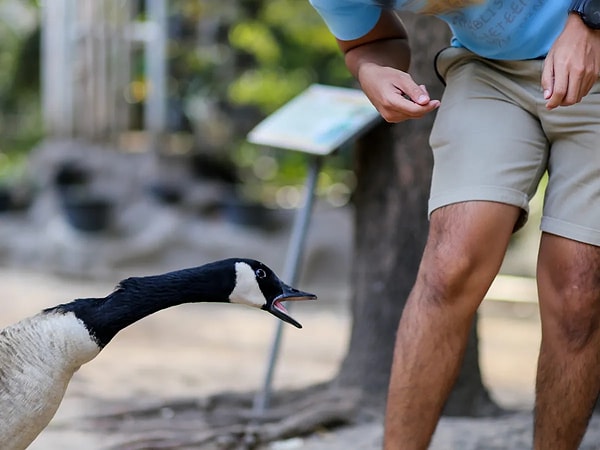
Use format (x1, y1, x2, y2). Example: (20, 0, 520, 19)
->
(0, 312, 100, 450)
(0, 258, 316, 450)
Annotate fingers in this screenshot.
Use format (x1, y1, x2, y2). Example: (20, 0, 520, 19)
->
(542, 15, 600, 110)
(358, 65, 440, 122)
(377, 89, 440, 122)
(541, 54, 554, 104)
(544, 62, 595, 110)
(378, 80, 440, 122)
(404, 83, 432, 105)
(542, 51, 572, 110)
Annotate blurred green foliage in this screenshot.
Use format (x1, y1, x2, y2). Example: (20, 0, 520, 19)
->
(0, 0, 357, 203)
(0, 0, 41, 179)
(167, 0, 351, 117)
(166, 0, 356, 204)
(226, 0, 352, 112)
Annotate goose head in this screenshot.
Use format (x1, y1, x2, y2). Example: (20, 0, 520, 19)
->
(45, 258, 317, 348)
(228, 259, 316, 328)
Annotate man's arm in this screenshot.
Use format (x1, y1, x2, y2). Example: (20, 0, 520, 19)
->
(337, 10, 440, 122)
(542, 13, 600, 109)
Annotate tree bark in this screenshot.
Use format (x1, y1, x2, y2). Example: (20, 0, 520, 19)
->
(334, 13, 501, 417)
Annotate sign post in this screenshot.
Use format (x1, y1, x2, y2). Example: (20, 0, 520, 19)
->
(246, 84, 381, 414)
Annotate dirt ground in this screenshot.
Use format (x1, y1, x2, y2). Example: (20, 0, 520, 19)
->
(4, 268, 600, 450)
(2, 205, 600, 449)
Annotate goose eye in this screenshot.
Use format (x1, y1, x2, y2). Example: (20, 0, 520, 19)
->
(255, 268, 266, 279)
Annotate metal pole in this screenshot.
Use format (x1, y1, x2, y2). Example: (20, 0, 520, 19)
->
(252, 154, 324, 414)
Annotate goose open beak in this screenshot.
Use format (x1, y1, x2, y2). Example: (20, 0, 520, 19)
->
(267, 283, 317, 329)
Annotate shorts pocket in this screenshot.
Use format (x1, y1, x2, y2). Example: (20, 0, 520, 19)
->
(434, 47, 478, 84)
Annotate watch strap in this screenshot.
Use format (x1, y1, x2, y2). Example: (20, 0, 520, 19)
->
(570, 0, 586, 12)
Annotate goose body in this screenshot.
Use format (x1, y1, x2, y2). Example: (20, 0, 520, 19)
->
(0, 258, 316, 450)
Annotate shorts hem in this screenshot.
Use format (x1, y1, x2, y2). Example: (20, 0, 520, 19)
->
(428, 186, 530, 218)
(541, 217, 600, 247)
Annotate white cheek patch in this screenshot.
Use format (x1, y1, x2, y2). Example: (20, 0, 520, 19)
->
(229, 262, 267, 308)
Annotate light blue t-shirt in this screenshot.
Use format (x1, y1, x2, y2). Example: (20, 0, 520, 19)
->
(309, 0, 568, 60)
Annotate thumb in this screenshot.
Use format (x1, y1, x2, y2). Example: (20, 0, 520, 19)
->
(404, 83, 431, 105)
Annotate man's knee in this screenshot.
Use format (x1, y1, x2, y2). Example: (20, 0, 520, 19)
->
(417, 252, 480, 308)
(416, 202, 516, 310)
(538, 238, 600, 351)
(544, 281, 600, 351)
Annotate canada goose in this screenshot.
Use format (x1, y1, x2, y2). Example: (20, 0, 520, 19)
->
(0, 258, 316, 450)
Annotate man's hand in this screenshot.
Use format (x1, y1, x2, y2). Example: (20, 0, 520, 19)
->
(337, 10, 440, 123)
(357, 62, 440, 122)
(542, 13, 600, 110)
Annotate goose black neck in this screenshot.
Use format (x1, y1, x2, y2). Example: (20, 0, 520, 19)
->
(49, 263, 236, 347)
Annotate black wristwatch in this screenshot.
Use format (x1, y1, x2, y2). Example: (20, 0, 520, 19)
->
(570, 0, 600, 30)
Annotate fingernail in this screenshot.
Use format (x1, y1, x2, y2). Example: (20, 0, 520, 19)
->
(417, 95, 429, 104)
(543, 90, 551, 99)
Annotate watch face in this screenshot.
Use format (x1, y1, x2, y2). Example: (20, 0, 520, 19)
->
(583, 0, 600, 28)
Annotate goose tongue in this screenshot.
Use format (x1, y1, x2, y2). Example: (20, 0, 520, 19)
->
(266, 283, 317, 328)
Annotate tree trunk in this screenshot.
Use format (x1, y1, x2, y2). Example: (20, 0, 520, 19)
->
(334, 13, 500, 417)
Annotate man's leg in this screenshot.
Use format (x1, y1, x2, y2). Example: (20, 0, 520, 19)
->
(383, 201, 520, 450)
(534, 233, 600, 449)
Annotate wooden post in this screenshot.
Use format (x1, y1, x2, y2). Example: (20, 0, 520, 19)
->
(41, 0, 75, 137)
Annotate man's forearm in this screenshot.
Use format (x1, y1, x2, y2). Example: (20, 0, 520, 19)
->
(343, 37, 411, 81)
(335, 9, 411, 80)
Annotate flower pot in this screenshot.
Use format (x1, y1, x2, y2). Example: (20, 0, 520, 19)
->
(61, 194, 113, 232)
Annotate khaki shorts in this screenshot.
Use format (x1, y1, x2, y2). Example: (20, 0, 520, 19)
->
(429, 47, 600, 246)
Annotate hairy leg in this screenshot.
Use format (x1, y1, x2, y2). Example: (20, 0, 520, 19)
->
(383, 201, 520, 450)
(534, 234, 600, 450)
